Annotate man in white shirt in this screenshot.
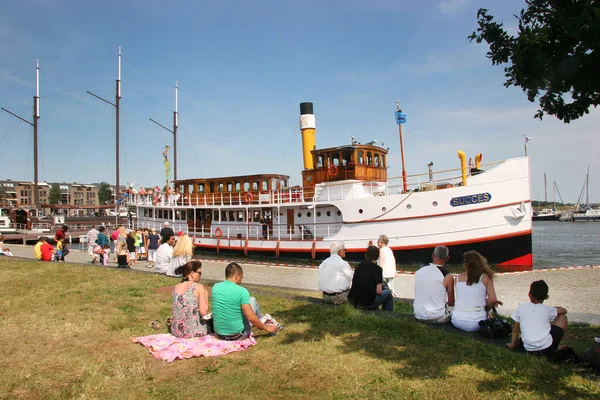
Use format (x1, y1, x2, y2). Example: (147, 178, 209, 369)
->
(413, 245, 455, 323)
(155, 235, 175, 274)
(318, 242, 353, 305)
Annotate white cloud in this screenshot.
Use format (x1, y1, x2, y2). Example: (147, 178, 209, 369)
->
(438, 0, 472, 15)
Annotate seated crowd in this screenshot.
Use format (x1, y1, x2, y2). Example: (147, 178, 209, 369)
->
(318, 241, 569, 358)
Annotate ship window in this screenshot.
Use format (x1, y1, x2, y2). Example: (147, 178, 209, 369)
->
(307, 212, 311, 217)
(326, 211, 331, 217)
(358, 151, 364, 165)
(358, 209, 363, 214)
(252, 181, 259, 191)
(253, 211, 260, 222)
(343, 150, 352, 166)
(271, 178, 278, 190)
(374, 154, 380, 167)
(209, 183, 215, 193)
(332, 154, 340, 167)
(243, 181, 250, 191)
(317, 211, 321, 217)
(229, 211, 235, 221)
(221, 211, 227, 221)
(317, 155, 323, 168)
(198, 184, 205, 193)
(213, 210, 219, 221)
(297, 212, 302, 218)
(381, 155, 386, 168)
(175, 210, 182, 220)
(367, 152, 373, 166)
(433, 201, 438, 207)
(382, 207, 387, 212)
(158, 210, 163, 219)
(227, 183, 233, 192)
(235, 182, 241, 192)
(262, 180, 268, 191)
(282, 179, 288, 188)
(337, 211, 341, 216)
(218, 183, 224, 193)
(407, 204, 412, 209)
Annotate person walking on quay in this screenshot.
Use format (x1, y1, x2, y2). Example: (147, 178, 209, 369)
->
(318, 242, 354, 305)
(86, 226, 100, 264)
(96, 226, 110, 265)
(413, 245, 455, 323)
(160, 221, 175, 241)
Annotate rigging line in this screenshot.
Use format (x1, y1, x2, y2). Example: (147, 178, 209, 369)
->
(122, 81, 172, 111)
(276, 120, 299, 169)
(38, 55, 114, 71)
(42, 80, 114, 98)
(180, 126, 206, 177)
(207, 118, 297, 141)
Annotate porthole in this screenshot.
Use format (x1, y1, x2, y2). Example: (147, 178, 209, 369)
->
(432, 201, 438, 207)
(407, 204, 412, 209)
(327, 211, 331, 217)
(307, 212, 312, 217)
(382, 207, 387, 212)
(317, 211, 321, 217)
(297, 212, 302, 218)
(337, 211, 341, 216)
(358, 209, 363, 214)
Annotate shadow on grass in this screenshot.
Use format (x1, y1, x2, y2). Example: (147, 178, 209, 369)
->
(274, 301, 597, 398)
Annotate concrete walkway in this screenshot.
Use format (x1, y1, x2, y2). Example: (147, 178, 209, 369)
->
(3, 245, 600, 324)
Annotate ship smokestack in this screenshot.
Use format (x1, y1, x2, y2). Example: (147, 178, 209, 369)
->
(299, 102, 316, 170)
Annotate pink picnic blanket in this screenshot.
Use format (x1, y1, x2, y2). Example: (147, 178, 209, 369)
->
(131, 333, 257, 362)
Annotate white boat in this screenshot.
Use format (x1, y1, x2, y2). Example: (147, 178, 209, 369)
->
(532, 208, 561, 221)
(0, 208, 17, 233)
(132, 102, 533, 270)
(572, 208, 600, 222)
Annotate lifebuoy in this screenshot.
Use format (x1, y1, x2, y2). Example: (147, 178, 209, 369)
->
(215, 227, 223, 238)
(244, 192, 253, 203)
(328, 164, 339, 176)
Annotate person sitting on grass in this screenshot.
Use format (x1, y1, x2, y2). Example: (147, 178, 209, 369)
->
(155, 235, 175, 274)
(451, 250, 502, 332)
(34, 236, 44, 260)
(0, 234, 13, 256)
(116, 241, 130, 268)
(413, 245, 455, 324)
(167, 234, 193, 277)
(40, 237, 55, 262)
(318, 242, 354, 305)
(348, 245, 394, 312)
(507, 280, 568, 357)
(211, 262, 278, 341)
(170, 260, 210, 338)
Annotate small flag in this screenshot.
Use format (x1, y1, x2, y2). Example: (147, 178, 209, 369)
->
(524, 136, 532, 143)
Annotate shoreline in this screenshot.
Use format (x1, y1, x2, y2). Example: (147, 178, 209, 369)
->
(2, 245, 600, 325)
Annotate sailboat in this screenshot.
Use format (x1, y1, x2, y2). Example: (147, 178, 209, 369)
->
(532, 173, 561, 221)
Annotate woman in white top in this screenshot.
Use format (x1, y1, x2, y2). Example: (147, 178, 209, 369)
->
(377, 234, 396, 294)
(452, 250, 502, 332)
(166, 234, 193, 277)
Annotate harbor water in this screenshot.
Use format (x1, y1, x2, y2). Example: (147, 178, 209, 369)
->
(533, 221, 600, 268)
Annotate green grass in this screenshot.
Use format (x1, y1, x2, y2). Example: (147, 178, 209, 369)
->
(0, 259, 598, 399)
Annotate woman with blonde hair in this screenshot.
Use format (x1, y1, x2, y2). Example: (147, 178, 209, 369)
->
(167, 234, 193, 277)
(451, 250, 503, 332)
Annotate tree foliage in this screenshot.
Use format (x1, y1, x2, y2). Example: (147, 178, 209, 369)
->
(98, 182, 113, 204)
(48, 183, 61, 205)
(469, 0, 600, 123)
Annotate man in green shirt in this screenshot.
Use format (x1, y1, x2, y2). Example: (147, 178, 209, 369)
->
(212, 262, 278, 340)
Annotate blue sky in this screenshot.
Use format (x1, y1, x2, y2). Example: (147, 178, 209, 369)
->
(1, 0, 598, 203)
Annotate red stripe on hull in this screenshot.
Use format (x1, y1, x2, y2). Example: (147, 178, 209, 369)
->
(497, 253, 533, 271)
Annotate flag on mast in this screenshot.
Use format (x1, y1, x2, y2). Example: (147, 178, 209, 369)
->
(524, 136, 533, 143)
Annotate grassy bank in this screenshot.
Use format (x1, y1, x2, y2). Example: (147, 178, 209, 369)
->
(0, 259, 598, 399)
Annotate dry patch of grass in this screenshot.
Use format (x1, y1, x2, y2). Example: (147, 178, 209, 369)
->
(0, 259, 598, 399)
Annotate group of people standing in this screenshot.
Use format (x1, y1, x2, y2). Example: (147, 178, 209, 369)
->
(318, 239, 569, 358)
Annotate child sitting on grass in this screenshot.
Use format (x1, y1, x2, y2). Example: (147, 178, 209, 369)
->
(507, 280, 568, 357)
(116, 241, 130, 268)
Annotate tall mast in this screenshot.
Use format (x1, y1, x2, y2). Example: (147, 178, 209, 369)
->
(149, 80, 178, 182)
(116, 47, 121, 202)
(395, 101, 408, 193)
(586, 165, 590, 205)
(173, 81, 178, 181)
(544, 172, 547, 203)
(1, 60, 40, 211)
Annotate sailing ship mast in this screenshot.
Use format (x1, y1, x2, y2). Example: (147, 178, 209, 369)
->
(1, 61, 41, 211)
(149, 81, 179, 182)
(87, 47, 122, 202)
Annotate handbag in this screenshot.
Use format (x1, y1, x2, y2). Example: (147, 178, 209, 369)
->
(478, 308, 512, 338)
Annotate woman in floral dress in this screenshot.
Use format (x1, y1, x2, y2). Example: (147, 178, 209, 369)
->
(170, 260, 210, 338)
